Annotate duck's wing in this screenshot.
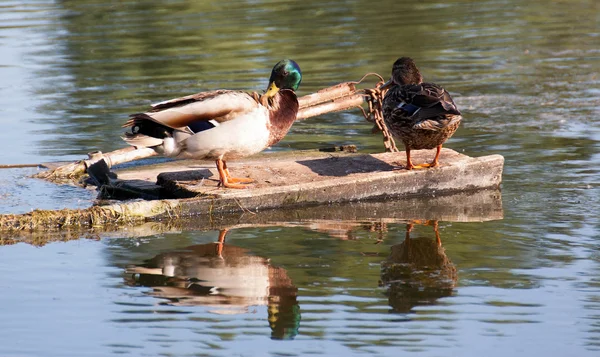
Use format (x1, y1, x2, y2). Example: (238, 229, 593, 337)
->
(393, 83, 461, 129)
(149, 90, 243, 111)
(124, 90, 260, 131)
(402, 84, 460, 113)
(396, 83, 456, 111)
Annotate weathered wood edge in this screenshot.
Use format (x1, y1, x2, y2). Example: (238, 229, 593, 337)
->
(171, 154, 503, 216)
(0, 188, 503, 245)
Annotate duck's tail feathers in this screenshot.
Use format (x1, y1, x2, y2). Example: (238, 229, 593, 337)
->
(121, 133, 164, 148)
(123, 113, 154, 128)
(122, 113, 170, 149)
(414, 114, 462, 131)
(123, 113, 175, 140)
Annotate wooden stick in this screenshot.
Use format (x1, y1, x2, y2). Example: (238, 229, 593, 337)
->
(96, 147, 158, 167)
(298, 82, 356, 108)
(297, 94, 366, 121)
(0, 164, 44, 169)
(33, 147, 157, 180)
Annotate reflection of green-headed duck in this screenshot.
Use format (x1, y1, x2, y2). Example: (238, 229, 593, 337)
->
(380, 221, 457, 313)
(125, 229, 300, 340)
(123, 60, 302, 188)
(381, 57, 462, 170)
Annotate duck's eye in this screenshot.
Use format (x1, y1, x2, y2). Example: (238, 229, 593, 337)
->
(283, 70, 289, 76)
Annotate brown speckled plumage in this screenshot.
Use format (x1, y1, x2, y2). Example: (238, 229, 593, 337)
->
(381, 57, 462, 169)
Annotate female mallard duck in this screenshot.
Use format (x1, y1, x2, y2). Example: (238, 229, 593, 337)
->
(122, 59, 302, 188)
(380, 57, 462, 170)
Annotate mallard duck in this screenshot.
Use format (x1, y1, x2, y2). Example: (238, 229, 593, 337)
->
(122, 59, 302, 188)
(380, 57, 462, 170)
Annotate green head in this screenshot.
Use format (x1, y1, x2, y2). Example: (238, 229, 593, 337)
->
(264, 59, 302, 98)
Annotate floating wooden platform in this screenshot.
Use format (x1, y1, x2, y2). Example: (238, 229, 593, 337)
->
(109, 147, 503, 205)
(0, 148, 503, 232)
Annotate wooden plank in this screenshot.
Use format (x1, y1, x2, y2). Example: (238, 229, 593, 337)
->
(113, 148, 503, 204)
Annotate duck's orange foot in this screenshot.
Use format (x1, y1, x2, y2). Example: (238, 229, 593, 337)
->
(409, 161, 439, 170)
(223, 167, 254, 184)
(402, 145, 442, 170)
(215, 159, 253, 189)
(227, 176, 254, 184)
(218, 180, 251, 189)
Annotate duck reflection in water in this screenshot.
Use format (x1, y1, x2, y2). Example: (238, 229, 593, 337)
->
(380, 220, 457, 313)
(125, 229, 300, 340)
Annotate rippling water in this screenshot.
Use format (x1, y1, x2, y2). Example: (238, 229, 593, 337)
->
(1, 0, 599, 356)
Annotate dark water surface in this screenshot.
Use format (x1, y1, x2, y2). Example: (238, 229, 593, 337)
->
(1, 0, 599, 356)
